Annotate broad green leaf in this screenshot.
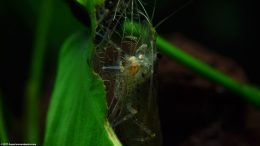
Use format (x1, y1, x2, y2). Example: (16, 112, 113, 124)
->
(44, 30, 121, 146)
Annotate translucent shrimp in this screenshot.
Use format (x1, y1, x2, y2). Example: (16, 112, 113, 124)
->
(94, 0, 161, 145)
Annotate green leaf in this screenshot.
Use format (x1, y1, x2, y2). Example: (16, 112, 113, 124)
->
(44, 30, 121, 146)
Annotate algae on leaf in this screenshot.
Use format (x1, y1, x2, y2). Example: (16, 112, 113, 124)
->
(44, 30, 121, 146)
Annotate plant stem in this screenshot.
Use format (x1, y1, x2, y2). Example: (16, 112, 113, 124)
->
(0, 92, 8, 143)
(157, 36, 260, 106)
(25, 0, 54, 143)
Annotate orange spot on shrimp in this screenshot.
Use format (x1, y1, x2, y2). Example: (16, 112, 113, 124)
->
(128, 63, 140, 76)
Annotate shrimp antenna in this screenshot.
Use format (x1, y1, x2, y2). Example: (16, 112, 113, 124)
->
(151, 0, 157, 21)
(137, 0, 151, 24)
(154, 0, 193, 29)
